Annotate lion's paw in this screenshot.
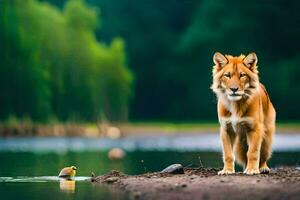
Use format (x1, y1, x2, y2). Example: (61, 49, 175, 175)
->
(244, 168, 260, 175)
(218, 169, 235, 175)
(259, 166, 270, 174)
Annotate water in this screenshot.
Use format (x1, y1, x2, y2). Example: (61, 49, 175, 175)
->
(0, 134, 299, 199)
(1, 133, 300, 152)
(0, 180, 128, 200)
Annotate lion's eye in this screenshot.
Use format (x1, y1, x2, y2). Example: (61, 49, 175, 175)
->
(240, 73, 246, 78)
(224, 73, 231, 78)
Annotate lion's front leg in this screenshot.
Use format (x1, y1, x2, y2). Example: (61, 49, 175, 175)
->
(244, 125, 263, 175)
(218, 126, 236, 175)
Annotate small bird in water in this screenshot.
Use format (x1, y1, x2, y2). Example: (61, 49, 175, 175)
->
(58, 166, 77, 179)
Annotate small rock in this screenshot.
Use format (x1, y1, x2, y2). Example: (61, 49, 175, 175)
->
(105, 177, 119, 183)
(181, 183, 187, 188)
(161, 164, 184, 174)
(108, 148, 125, 160)
(109, 170, 122, 176)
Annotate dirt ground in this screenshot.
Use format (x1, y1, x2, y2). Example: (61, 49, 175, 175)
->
(93, 167, 300, 200)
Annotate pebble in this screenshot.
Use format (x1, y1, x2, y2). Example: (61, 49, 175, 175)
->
(181, 183, 187, 188)
(108, 148, 125, 160)
(105, 177, 119, 183)
(161, 164, 184, 174)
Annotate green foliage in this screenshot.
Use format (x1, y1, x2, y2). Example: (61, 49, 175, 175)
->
(0, 0, 132, 122)
(1, 0, 299, 122)
(88, 0, 300, 120)
(176, 0, 300, 120)
(273, 56, 300, 118)
(64, 0, 98, 30)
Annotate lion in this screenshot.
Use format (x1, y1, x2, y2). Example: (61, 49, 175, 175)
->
(211, 52, 276, 175)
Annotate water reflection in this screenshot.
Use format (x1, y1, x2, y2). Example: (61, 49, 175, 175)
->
(59, 180, 75, 193)
(0, 176, 90, 183)
(0, 178, 129, 200)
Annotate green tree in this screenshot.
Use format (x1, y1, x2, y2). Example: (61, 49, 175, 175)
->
(0, 0, 133, 122)
(0, 0, 52, 120)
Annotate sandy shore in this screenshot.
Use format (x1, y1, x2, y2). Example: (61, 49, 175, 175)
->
(93, 167, 300, 200)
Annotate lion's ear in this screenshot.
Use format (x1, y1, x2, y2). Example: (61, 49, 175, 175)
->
(213, 52, 228, 69)
(243, 53, 258, 70)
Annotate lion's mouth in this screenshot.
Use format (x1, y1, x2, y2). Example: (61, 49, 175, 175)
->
(229, 93, 241, 97)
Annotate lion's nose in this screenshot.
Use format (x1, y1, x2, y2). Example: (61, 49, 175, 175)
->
(230, 87, 238, 92)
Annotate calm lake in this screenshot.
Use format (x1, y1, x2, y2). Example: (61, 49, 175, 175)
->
(0, 134, 299, 199)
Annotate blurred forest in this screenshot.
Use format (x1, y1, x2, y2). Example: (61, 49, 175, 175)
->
(0, 0, 299, 122)
(0, 0, 133, 122)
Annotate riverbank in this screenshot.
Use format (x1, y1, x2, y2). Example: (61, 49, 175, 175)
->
(1, 122, 300, 137)
(93, 167, 300, 200)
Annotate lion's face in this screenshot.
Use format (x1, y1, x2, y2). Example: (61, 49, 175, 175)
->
(211, 52, 259, 102)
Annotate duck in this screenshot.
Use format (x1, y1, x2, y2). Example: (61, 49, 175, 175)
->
(58, 166, 77, 179)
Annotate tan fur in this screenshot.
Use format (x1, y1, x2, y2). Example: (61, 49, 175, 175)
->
(211, 52, 276, 175)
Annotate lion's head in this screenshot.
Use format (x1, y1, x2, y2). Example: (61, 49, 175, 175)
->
(211, 52, 259, 101)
